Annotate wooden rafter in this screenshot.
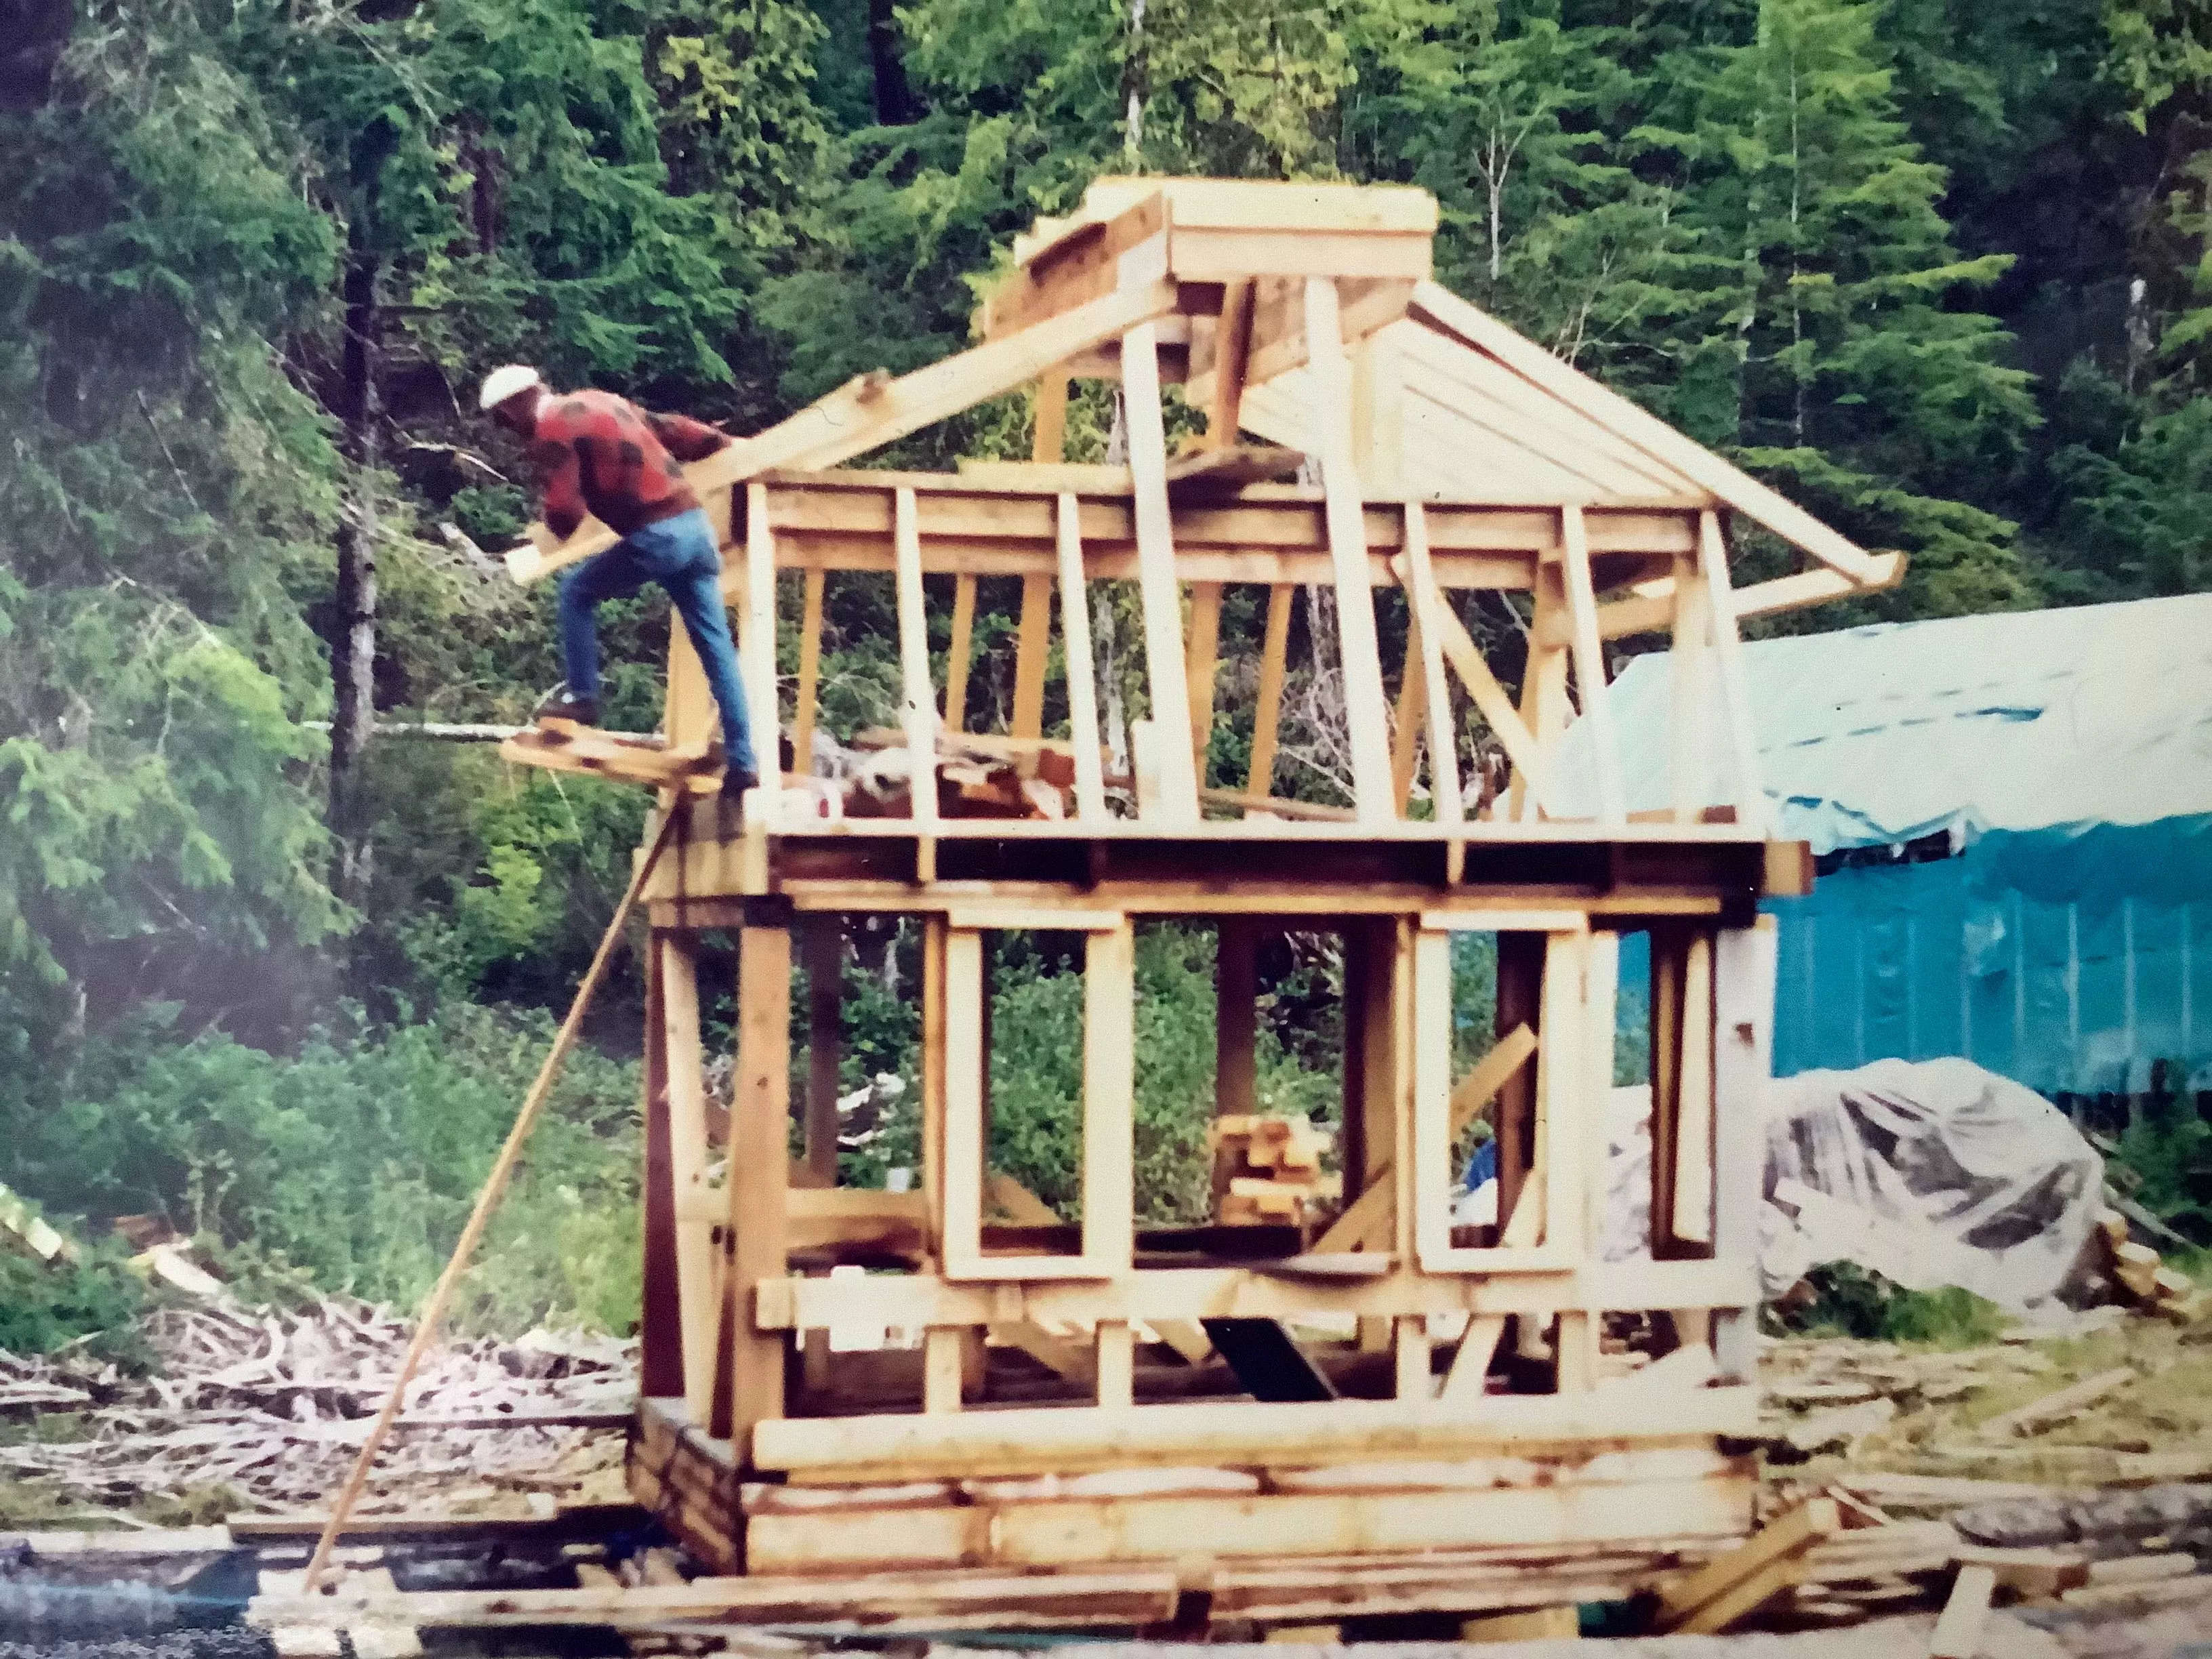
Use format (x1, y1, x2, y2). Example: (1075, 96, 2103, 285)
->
(510, 279, 1181, 585)
(1410, 283, 1885, 584)
(1400, 341, 1689, 500)
(1596, 552, 1907, 641)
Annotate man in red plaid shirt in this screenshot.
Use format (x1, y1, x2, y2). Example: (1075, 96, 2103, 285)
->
(481, 364, 758, 797)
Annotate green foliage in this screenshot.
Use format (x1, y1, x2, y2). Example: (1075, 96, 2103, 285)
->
(1449, 931, 1499, 1078)
(1879, 1283, 2011, 1348)
(2, 1005, 640, 1332)
(0, 1250, 148, 1365)
(651, 0, 834, 254)
(1768, 1261, 2009, 1347)
(2057, 391, 2212, 598)
(2102, 0, 2212, 134)
(2108, 1063, 2212, 1232)
(385, 762, 649, 1007)
(0, 582, 344, 1057)
(984, 925, 1337, 1223)
(234, 0, 751, 387)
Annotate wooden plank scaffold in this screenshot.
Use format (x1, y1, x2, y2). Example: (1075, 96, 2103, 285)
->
(488, 176, 1905, 1634)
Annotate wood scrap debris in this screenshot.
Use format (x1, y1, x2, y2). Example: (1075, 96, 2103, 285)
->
(1974, 1366, 2135, 1439)
(0, 1300, 635, 1516)
(0, 1179, 78, 1264)
(2089, 1202, 2206, 1320)
(1208, 1113, 1338, 1225)
(1651, 1497, 1840, 1634)
(845, 727, 1078, 820)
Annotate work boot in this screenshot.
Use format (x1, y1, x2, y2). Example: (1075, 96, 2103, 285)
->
(531, 684, 598, 736)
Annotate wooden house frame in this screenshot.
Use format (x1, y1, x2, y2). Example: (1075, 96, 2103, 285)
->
(503, 177, 1900, 1623)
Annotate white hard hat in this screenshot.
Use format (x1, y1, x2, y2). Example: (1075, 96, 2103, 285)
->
(479, 363, 542, 411)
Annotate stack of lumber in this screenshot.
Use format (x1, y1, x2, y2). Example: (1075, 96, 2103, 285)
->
(2091, 1202, 2205, 1319)
(846, 728, 1076, 820)
(1209, 1114, 1338, 1225)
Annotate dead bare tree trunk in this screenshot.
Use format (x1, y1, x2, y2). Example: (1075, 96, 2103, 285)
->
(328, 136, 390, 913)
(1123, 0, 1147, 163)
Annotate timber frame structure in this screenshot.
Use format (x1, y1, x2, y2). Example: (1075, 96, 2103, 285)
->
(503, 178, 1901, 1624)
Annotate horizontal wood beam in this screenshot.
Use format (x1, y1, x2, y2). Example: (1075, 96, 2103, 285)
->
(757, 470, 1701, 540)
(746, 1476, 1754, 1573)
(655, 890, 1736, 928)
(754, 1257, 1758, 1334)
(252, 1565, 1183, 1635)
(1597, 551, 1908, 639)
(752, 1387, 1761, 1477)
(744, 499, 1692, 593)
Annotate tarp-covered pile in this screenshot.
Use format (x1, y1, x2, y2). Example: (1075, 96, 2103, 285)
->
(1757, 1058, 2104, 1317)
(1601, 1057, 2108, 1320)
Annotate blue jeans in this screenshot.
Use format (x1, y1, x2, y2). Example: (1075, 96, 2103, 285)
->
(558, 508, 757, 779)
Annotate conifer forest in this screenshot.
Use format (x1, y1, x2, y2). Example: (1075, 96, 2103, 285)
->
(1, 0, 2207, 1341)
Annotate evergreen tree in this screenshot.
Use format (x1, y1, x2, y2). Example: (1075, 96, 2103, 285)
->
(650, 0, 836, 259)
(0, 1, 346, 1046)
(1667, 0, 2041, 614)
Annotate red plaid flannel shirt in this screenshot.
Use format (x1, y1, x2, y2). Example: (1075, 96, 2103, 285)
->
(527, 390, 730, 539)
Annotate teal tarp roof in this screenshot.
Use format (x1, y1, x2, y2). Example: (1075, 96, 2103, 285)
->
(1578, 593, 2212, 855)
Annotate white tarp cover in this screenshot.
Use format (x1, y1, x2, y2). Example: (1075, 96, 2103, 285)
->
(1560, 592, 2212, 853)
(1757, 1057, 2104, 1317)
(1600, 1059, 2104, 1319)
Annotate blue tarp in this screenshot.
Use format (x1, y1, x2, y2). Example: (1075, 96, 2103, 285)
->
(1765, 856, 2212, 1094)
(1585, 594, 2212, 1094)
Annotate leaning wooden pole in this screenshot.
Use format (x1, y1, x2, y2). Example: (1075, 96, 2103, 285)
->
(302, 807, 684, 1591)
